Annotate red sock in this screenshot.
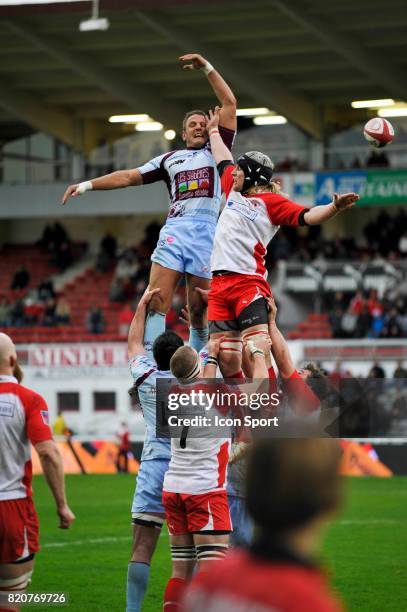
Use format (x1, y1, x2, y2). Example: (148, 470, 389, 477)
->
(163, 577, 186, 611)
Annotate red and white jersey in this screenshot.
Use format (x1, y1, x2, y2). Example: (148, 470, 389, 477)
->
(163, 382, 231, 496)
(211, 164, 309, 277)
(0, 375, 53, 501)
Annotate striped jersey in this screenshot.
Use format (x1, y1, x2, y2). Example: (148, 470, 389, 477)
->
(0, 375, 53, 501)
(129, 354, 171, 461)
(137, 127, 235, 222)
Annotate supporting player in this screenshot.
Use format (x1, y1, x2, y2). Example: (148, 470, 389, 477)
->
(0, 333, 75, 612)
(127, 288, 184, 612)
(205, 106, 359, 380)
(162, 335, 270, 611)
(184, 437, 344, 612)
(62, 54, 237, 356)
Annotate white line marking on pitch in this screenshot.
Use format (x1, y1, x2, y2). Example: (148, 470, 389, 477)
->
(43, 536, 132, 548)
(43, 521, 403, 548)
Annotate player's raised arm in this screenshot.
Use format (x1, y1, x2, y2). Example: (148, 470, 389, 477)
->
(127, 287, 161, 359)
(304, 192, 359, 225)
(207, 108, 234, 166)
(180, 53, 237, 131)
(61, 168, 143, 205)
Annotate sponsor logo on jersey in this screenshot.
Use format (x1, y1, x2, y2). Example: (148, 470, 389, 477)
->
(0, 401, 14, 417)
(174, 167, 214, 202)
(226, 197, 258, 221)
(168, 159, 186, 168)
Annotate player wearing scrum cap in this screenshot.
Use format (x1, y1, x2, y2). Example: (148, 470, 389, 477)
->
(205, 107, 359, 380)
(62, 54, 236, 361)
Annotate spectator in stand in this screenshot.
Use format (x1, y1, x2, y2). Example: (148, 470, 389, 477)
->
(381, 308, 403, 339)
(354, 303, 372, 338)
(329, 307, 345, 339)
(393, 360, 407, 379)
(118, 303, 134, 337)
(55, 240, 72, 271)
(0, 298, 11, 327)
(42, 298, 57, 327)
(55, 297, 71, 325)
(369, 363, 386, 379)
(10, 300, 26, 327)
(37, 279, 55, 302)
(115, 251, 139, 281)
(10, 265, 30, 291)
(38, 223, 54, 249)
(109, 277, 127, 303)
(367, 150, 389, 168)
(184, 437, 344, 612)
(86, 307, 105, 334)
(96, 233, 117, 272)
(101, 233, 117, 261)
(24, 297, 44, 325)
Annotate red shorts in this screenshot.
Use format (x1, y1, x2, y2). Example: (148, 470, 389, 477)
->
(162, 490, 232, 536)
(0, 498, 39, 563)
(208, 273, 272, 322)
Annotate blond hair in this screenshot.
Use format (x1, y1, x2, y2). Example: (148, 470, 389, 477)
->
(170, 346, 199, 380)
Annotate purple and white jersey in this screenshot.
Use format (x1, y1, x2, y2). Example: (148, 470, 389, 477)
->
(138, 127, 235, 222)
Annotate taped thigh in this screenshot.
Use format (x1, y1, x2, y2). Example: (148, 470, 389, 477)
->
(131, 513, 165, 529)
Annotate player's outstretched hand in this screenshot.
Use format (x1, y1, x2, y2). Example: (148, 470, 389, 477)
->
(179, 305, 190, 327)
(58, 504, 75, 529)
(179, 53, 207, 70)
(137, 286, 160, 310)
(206, 107, 220, 133)
(195, 286, 209, 305)
(207, 335, 225, 358)
(246, 335, 272, 360)
(266, 296, 277, 325)
(61, 184, 81, 205)
(333, 192, 360, 211)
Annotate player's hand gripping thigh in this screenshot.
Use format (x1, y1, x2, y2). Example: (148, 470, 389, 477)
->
(148, 263, 182, 314)
(186, 274, 210, 329)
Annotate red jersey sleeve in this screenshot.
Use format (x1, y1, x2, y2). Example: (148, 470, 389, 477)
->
(220, 164, 235, 199)
(264, 193, 309, 227)
(283, 370, 321, 413)
(26, 392, 53, 445)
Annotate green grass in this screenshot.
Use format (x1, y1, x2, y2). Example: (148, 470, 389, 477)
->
(26, 475, 407, 612)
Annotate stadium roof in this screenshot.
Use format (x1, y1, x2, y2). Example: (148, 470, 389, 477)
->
(1, 0, 407, 152)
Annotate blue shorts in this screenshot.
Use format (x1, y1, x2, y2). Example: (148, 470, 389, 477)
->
(151, 218, 216, 279)
(131, 458, 169, 515)
(228, 494, 254, 547)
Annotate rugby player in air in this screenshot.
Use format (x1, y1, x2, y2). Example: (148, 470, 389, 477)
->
(127, 287, 183, 612)
(62, 54, 237, 358)
(204, 106, 359, 381)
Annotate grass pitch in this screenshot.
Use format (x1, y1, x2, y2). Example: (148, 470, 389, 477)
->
(26, 475, 407, 612)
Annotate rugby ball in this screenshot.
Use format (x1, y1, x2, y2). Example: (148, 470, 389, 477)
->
(364, 118, 394, 148)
